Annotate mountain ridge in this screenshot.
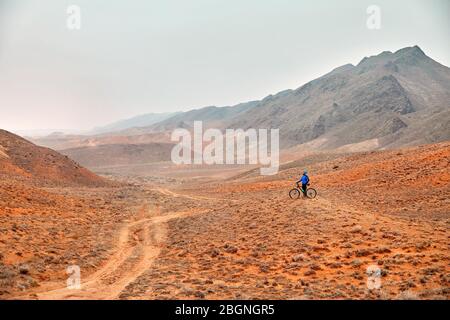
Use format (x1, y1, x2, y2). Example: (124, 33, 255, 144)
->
(219, 45, 450, 149)
(31, 45, 450, 152)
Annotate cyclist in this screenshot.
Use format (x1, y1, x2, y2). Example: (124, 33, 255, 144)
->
(297, 170, 310, 198)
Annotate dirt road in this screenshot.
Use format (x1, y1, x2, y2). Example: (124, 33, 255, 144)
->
(24, 203, 204, 300)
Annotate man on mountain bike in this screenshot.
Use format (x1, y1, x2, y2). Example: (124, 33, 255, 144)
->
(297, 170, 310, 197)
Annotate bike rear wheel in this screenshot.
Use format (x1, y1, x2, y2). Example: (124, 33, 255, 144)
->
(306, 188, 317, 199)
(289, 188, 301, 199)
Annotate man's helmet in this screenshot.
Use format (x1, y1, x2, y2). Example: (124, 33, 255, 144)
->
(303, 170, 308, 174)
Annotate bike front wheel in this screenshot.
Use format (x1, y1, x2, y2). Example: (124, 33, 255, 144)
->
(306, 188, 317, 199)
(289, 188, 301, 199)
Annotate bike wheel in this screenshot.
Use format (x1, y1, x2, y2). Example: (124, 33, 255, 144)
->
(306, 188, 317, 199)
(289, 188, 301, 199)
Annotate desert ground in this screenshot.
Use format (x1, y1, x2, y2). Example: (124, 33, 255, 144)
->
(1, 141, 449, 300)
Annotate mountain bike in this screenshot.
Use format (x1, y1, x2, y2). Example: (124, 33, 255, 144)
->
(289, 183, 317, 199)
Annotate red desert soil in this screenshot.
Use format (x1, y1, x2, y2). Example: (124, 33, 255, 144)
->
(1, 136, 449, 300)
(111, 143, 448, 300)
(0, 130, 142, 297)
(0, 129, 105, 186)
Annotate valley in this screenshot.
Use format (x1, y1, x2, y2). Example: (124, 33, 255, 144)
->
(1, 45, 449, 300)
(1, 137, 448, 300)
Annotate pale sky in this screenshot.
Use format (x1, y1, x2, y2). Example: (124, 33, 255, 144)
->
(0, 0, 449, 132)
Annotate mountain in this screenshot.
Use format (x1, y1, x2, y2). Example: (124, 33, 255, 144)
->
(223, 46, 450, 149)
(31, 101, 259, 150)
(60, 142, 174, 168)
(0, 129, 106, 186)
(31, 46, 450, 153)
(145, 100, 260, 132)
(92, 46, 449, 151)
(90, 112, 179, 135)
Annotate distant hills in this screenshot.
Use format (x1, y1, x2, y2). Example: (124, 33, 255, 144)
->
(29, 46, 450, 168)
(90, 112, 179, 135)
(146, 101, 259, 133)
(222, 46, 450, 149)
(60, 142, 174, 168)
(135, 46, 449, 150)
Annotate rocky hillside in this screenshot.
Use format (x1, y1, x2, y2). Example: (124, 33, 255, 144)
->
(31, 46, 450, 153)
(223, 46, 450, 149)
(139, 46, 449, 150)
(0, 129, 106, 186)
(147, 101, 259, 132)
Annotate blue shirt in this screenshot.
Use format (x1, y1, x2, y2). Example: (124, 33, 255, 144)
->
(299, 174, 309, 184)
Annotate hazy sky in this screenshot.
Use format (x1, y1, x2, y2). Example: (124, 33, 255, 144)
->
(0, 0, 449, 132)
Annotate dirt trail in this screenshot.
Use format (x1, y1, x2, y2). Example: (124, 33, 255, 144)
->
(152, 187, 238, 202)
(24, 205, 202, 300)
